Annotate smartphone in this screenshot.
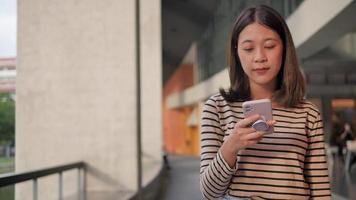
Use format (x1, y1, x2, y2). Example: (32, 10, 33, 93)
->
(242, 99, 274, 134)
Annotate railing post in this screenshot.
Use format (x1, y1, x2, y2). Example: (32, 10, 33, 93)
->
(33, 178, 38, 200)
(59, 171, 63, 200)
(78, 168, 82, 200)
(82, 165, 87, 200)
(78, 167, 81, 200)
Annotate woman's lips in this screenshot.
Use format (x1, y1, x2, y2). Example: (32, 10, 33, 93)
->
(253, 67, 269, 75)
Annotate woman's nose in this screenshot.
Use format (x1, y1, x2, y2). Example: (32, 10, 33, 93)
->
(254, 48, 267, 63)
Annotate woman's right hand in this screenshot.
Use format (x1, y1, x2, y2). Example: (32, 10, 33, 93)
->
(220, 114, 276, 168)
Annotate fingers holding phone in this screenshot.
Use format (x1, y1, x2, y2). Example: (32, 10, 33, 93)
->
(220, 100, 276, 166)
(220, 109, 273, 167)
(242, 99, 275, 134)
(224, 114, 266, 152)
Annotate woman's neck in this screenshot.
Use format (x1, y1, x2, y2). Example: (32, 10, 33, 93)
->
(250, 82, 276, 100)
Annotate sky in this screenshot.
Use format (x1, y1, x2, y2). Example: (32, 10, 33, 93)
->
(0, 0, 16, 57)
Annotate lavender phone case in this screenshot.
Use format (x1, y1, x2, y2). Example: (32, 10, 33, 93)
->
(242, 99, 274, 134)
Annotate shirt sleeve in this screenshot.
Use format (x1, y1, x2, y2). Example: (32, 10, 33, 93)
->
(304, 110, 332, 199)
(200, 98, 237, 199)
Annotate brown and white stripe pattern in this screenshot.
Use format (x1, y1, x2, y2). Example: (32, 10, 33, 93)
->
(200, 94, 331, 200)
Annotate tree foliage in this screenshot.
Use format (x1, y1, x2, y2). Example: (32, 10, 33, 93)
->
(0, 93, 15, 145)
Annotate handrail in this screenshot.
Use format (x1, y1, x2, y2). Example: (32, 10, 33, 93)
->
(0, 161, 86, 200)
(0, 162, 85, 187)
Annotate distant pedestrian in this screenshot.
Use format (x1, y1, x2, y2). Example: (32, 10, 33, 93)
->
(163, 153, 171, 170)
(339, 123, 355, 155)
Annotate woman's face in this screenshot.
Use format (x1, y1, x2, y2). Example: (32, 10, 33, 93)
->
(237, 22, 283, 89)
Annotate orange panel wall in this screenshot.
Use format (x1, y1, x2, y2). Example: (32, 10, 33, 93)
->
(163, 64, 199, 155)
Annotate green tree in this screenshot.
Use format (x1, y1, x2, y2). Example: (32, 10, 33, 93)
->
(0, 93, 15, 145)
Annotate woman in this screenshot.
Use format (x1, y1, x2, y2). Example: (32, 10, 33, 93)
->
(200, 5, 331, 200)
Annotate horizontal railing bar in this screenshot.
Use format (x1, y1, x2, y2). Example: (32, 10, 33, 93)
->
(0, 162, 85, 187)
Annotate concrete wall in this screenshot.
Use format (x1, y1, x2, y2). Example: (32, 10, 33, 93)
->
(332, 33, 356, 58)
(16, 0, 162, 199)
(140, 0, 163, 187)
(288, 0, 356, 59)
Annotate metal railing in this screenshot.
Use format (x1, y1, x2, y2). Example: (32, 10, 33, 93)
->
(0, 162, 86, 200)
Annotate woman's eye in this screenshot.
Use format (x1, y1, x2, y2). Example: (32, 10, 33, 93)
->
(265, 45, 275, 49)
(243, 48, 253, 52)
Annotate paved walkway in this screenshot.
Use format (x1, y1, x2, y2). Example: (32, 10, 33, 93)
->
(159, 154, 201, 200)
(331, 154, 356, 200)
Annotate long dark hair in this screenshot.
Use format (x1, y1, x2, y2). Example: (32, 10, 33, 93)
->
(220, 5, 305, 107)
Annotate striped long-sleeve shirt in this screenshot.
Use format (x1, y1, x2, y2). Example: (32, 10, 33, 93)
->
(200, 94, 331, 200)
